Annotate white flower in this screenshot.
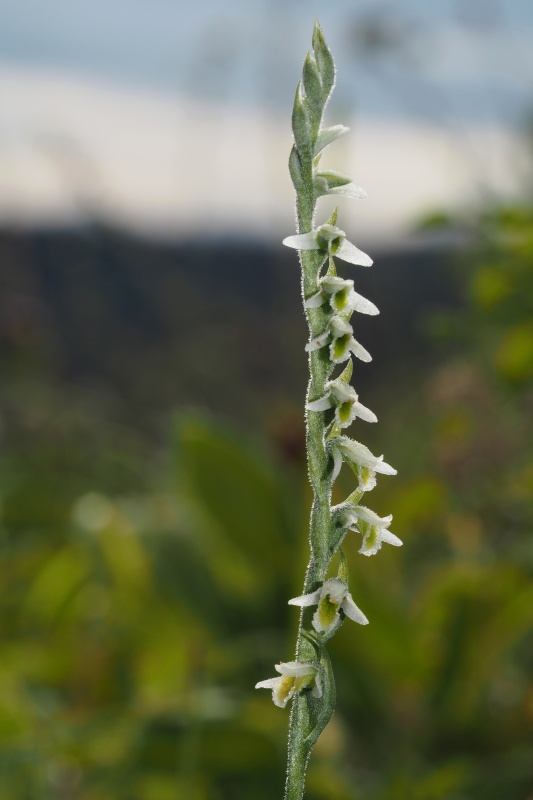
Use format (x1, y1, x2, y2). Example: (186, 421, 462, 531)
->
(304, 276, 379, 316)
(255, 661, 322, 708)
(305, 315, 372, 365)
(289, 578, 368, 634)
(283, 224, 373, 267)
(306, 378, 377, 428)
(344, 504, 403, 556)
(330, 436, 397, 483)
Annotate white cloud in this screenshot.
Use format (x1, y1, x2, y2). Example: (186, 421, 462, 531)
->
(0, 64, 530, 244)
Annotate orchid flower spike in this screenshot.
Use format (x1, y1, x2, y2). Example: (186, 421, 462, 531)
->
(255, 661, 322, 708)
(307, 374, 377, 428)
(305, 275, 379, 316)
(264, 21, 400, 794)
(330, 435, 397, 483)
(343, 504, 403, 556)
(283, 224, 372, 267)
(289, 578, 368, 635)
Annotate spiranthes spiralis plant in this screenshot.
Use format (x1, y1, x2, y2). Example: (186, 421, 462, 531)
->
(255, 21, 402, 800)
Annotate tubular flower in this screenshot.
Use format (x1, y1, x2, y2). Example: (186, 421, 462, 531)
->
(306, 378, 377, 428)
(305, 275, 379, 316)
(255, 661, 322, 708)
(305, 315, 372, 364)
(289, 578, 368, 634)
(283, 224, 373, 267)
(330, 436, 397, 483)
(344, 504, 403, 556)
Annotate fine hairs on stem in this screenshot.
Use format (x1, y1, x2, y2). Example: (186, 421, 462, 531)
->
(255, 21, 401, 799)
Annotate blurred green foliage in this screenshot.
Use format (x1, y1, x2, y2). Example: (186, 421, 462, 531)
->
(0, 205, 532, 799)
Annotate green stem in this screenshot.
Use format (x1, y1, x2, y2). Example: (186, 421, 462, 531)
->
(283, 166, 335, 800)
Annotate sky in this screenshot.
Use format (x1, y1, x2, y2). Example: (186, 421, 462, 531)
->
(1, 0, 532, 242)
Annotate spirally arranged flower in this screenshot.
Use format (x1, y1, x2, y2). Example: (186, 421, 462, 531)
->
(342, 504, 403, 556)
(329, 436, 397, 483)
(306, 376, 377, 428)
(305, 315, 372, 364)
(283, 224, 372, 267)
(288, 578, 368, 634)
(255, 661, 322, 708)
(304, 273, 379, 316)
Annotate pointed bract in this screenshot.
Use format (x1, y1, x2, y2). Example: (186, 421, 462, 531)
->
(312, 21, 335, 101)
(292, 82, 312, 156)
(314, 124, 350, 156)
(302, 52, 323, 132)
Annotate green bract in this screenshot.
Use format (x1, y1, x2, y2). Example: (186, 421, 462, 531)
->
(255, 21, 400, 800)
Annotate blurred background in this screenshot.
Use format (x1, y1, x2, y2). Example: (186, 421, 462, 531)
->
(1, 1, 532, 798)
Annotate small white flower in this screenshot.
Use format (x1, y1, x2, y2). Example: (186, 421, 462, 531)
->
(303, 268, 378, 328)
(344, 504, 403, 556)
(330, 316, 372, 364)
(283, 224, 373, 267)
(320, 276, 379, 316)
(255, 661, 322, 708)
(330, 436, 397, 483)
(305, 316, 372, 365)
(289, 578, 368, 634)
(306, 379, 377, 428)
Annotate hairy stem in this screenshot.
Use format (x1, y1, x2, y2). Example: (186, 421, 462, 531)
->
(283, 151, 334, 800)
(272, 20, 398, 799)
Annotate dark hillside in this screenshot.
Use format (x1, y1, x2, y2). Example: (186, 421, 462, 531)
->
(0, 225, 459, 429)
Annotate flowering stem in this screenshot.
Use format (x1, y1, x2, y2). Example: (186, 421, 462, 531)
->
(255, 21, 400, 800)
(283, 89, 334, 800)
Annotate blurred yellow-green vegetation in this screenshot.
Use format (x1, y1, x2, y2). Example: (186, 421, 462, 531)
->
(0, 204, 532, 800)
